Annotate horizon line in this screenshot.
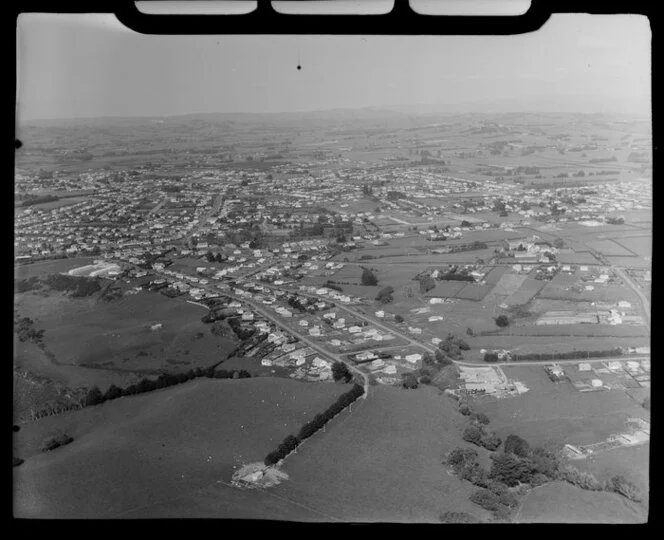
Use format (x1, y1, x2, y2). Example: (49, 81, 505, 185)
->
(17, 104, 649, 125)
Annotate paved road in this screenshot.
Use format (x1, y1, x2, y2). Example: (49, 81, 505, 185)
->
(257, 283, 442, 363)
(123, 261, 647, 390)
(255, 283, 649, 369)
(138, 267, 370, 398)
(224, 292, 370, 398)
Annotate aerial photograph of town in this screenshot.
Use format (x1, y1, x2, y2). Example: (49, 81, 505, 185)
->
(14, 10, 651, 523)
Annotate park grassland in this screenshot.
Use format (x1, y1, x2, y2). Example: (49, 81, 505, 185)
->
(13, 377, 348, 519)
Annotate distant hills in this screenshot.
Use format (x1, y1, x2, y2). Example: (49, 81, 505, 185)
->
(21, 98, 649, 128)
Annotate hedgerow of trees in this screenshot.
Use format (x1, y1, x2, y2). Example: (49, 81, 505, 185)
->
(264, 384, 365, 466)
(81, 367, 252, 410)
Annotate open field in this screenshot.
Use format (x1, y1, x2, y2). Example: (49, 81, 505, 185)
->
(14, 258, 96, 280)
(13, 340, 143, 405)
(501, 324, 648, 338)
(572, 444, 650, 495)
(13, 377, 348, 518)
(15, 290, 237, 380)
(425, 280, 467, 298)
(337, 250, 496, 265)
(587, 240, 636, 257)
(15, 196, 90, 213)
(489, 272, 527, 297)
(505, 278, 546, 306)
(555, 250, 600, 265)
(605, 256, 651, 269)
(516, 481, 645, 523)
(455, 282, 494, 301)
(466, 335, 649, 358)
(538, 274, 639, 303)
(471, 365, 649, 449)
(277, 384, 492, 522)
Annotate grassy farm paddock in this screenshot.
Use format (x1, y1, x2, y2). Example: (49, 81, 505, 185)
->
(13, 377, 348, 519)
(15, 290, 237, 377)
(470, 365, 649, 449)
(516, 481, 645, 523)
(277, 385, 492, 522)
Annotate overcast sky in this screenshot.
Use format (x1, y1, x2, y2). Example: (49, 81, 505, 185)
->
(16, 13, 651, 122)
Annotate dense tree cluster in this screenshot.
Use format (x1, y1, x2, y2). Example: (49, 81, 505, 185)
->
(437, 270, 475, 282)
(470, 489, 516, 518)
(264, 384, 365, 466)
(438, 511, 481, 524)
(226, 317, 257, 340)
(418, 275, 436, 294)
(21, 195, 60, 207)
(503, 434, 532, 458)
(458, 404, 490, 426)
(375, 286, 394, 304)
(43, 274, 101, 297)
(462, 425, 502, 451)
(360, 268, 378, 286)
(15, 316, 45, 344)
(437, 333, 470, 361)
(401, 372, 419, 389)
(494, 315, 510, 328)
(331, 361, 352, 383)
(605, 475, 642, 502)
(15, 276, 42, 293)
(605, 216, 625, 225)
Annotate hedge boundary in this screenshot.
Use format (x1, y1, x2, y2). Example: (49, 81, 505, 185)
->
(264, 383, 365, 466)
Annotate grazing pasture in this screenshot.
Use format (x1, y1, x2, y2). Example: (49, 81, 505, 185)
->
(13, 377, 347, 519)
(278, 385, 492, 522)
(516, 482, 645, 523)
(15, 290, 237, 377)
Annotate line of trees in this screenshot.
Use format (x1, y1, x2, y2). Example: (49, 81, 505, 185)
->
(84, 367, 252, 408)
(488, 347, 625, 363)
(264, 384, 365, 466)
(21, 194, 60, 207)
